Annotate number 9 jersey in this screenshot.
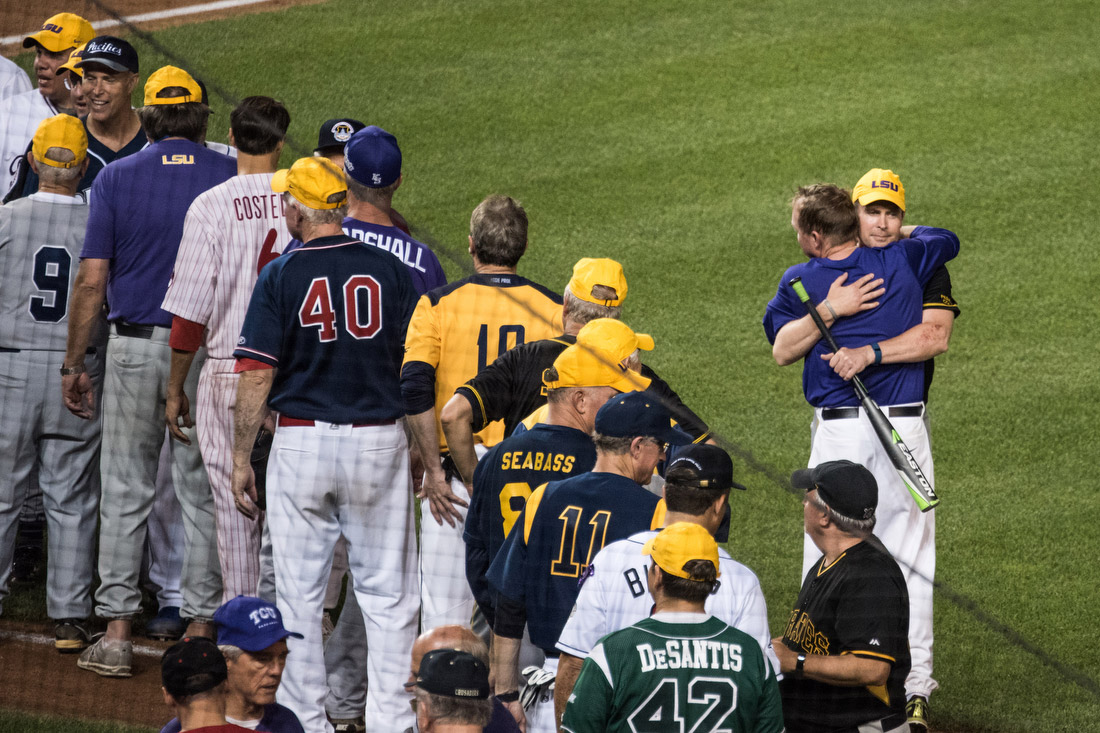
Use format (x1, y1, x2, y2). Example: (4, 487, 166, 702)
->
(234, 234, 418, 423)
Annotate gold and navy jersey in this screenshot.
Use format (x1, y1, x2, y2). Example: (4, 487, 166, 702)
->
(778, 540, 910, 733)
(921, 264, 960, 401)
(464, 423, 597, 627)
(486, 471, 664, 651)
(401, 272, 562, 452)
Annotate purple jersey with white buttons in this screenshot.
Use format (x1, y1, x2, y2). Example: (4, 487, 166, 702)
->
(762, 226, 959, 408)
(234, 234, 417, 423)
(80, 138, 236, 326)
(342, 217, 446, 295)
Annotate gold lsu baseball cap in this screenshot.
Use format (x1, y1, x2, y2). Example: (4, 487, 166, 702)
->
(642, 522, 721, 580)
(567, 258, 628, 307)
(542, 342, 651, 393)
(852, 168, 906, 211)
(32, 115, 88, 169)
(143, 66, 202, 106)
(57, 42, 88, 79)
(272, 157, 348, 210)
(23, 13, 95, 54)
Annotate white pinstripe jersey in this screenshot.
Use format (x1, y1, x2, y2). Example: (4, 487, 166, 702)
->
(556, 529, 777, 668)
(0, 90, 56, 198)
(161, 173, 290, 359)
(0, 193, 93, 351)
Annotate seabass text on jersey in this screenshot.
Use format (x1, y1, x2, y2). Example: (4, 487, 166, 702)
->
(500, 451, 576, 472)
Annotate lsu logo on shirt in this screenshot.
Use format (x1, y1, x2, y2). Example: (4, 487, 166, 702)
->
(161, 154, 195, 165)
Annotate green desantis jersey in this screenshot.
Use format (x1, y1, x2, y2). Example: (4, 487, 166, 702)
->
(561, 613, 784, 733)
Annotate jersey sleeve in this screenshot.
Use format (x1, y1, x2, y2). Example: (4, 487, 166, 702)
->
(761, 264, 805, 344)
(457, 346, 519, 431)
(232, 263, 283, 367)
(161, 200, 218, 323)
(899, 226, 960, 285)
(80, 171, 117, 259)
(922, 264, 960, 316)
(555, 557, 612, 657)
(560, 643, 614, 733)
(402, 294, 441, 368)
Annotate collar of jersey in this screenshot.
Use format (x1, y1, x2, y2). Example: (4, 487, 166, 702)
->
(815, 550, 848, 577)
(651, 611, 710, 624)
(300, 234, 357, 249)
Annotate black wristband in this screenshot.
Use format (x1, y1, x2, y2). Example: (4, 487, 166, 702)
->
(795, 653, 807, 678)
(495, 690, 520, 703)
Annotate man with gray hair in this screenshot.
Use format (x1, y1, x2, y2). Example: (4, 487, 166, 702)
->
(0, 115, 102, 654)
(772, 460, 911, 733)
(160, 596, 303, 733)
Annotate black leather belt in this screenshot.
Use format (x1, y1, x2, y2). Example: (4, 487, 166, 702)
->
(114, 322, 157, 339)
(821, 405, 923, 420)
(0, 346, 96, 354)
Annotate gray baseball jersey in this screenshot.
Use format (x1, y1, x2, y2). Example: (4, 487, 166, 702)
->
(0, 90, 57, 198)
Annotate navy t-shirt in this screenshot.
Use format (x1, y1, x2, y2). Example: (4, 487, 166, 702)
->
(762, 227, 959, 407)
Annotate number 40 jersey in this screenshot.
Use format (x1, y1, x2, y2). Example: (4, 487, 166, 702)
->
(0, 194, 94, 350)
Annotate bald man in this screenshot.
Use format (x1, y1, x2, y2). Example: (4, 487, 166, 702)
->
(405, 626, 519, 733)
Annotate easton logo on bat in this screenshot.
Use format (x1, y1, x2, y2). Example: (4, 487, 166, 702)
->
(892, 430, 937, 498)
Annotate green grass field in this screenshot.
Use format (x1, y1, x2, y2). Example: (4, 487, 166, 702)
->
(7, 0, 1099, 730)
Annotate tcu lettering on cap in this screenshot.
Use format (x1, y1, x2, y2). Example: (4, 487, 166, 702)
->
(249, 606, 278, 625)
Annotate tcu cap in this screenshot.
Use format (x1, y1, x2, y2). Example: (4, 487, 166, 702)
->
(213, 595, 303, 652)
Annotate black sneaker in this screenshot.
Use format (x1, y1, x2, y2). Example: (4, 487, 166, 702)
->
(906, 695, 929, 732)
(54, 619, 91, 653)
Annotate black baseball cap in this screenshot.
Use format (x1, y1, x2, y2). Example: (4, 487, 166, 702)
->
(411, 649, 489, 700)
(161, 636, 227, 698)
(76, 36, 138, 74)
(666, 444, 746, 491)
(594, 391, 693, 446)
(791, 460, 878, 521)
(315, 118, 366, 154)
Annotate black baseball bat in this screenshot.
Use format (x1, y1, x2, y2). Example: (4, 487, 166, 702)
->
(789, 277, 939, 512)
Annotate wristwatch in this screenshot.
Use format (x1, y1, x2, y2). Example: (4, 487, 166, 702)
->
(795, 653, 807, 678)
(59, 364, 85, 376)
(495, 690, 519, 703)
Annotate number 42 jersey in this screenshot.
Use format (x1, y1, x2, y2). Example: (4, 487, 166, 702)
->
(562, 614, 784, 733)
(163, 173, 291, 359)
(0, 194, 92, 351)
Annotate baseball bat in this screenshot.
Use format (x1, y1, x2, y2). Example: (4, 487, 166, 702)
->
(789, 276, 940, 512)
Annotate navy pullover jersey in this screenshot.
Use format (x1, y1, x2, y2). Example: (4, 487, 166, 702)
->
(486, 472, 663, 651)
(234, 234, 418, 423)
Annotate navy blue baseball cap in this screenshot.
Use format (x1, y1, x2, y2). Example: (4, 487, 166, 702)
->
(344, 125, 401, 188)
(666, 444, 746, 491)
(213, 596, 302, 652)
(315, 118, 365, 154)
(412, 649, 490, 700)
(594, 391, 693, 446)
(76, 36, 138, 74)
(162, 636, 227, 698)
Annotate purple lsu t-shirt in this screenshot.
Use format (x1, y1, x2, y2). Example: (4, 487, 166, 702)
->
(81, 138, 237, 326)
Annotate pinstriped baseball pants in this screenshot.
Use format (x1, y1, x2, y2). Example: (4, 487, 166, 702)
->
(94, 327, 222, 621)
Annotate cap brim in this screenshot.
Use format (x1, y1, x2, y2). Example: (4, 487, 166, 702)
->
(76, 58, 131, 73)
(660, 425, 694, 447)
(854, 191, 906, 211)
(635, 333, 655, 351)
(640, 536, 657, 555)
(23, 34, 69, 53)
(271, 169, 290, 193)
(790, 468, 815, 490)
(608, 371, 652, 394)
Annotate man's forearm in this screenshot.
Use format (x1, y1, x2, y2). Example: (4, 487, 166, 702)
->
(491, 633, 523, 694)
(407, 408, 445, 482)
(168, 348, 198, 395)
(802, 652, 890, 687)
(65, 260, 108, 367)
(440, 394, 478, 488)
(554, 653, 584, 729)
(772, 305, 836, 365)
(233, 369, 274, 468)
